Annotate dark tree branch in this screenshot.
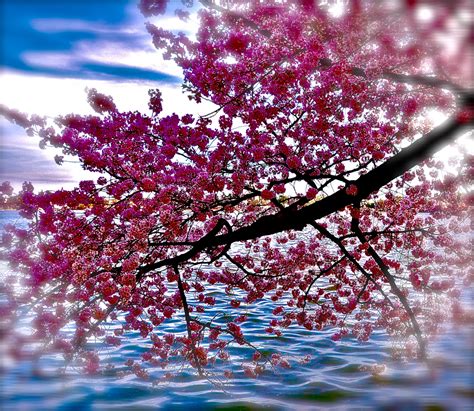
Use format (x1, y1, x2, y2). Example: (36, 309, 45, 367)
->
(210, 114, 471, 245)
(138, 218, 231, 278)
(350, 212, 427, 359)
(176, 267, 192, 340)
(310, 222, 395, 307)
(176, 265, 204, 376)
(136, 113, 471, 279)
(302, 257, 345, 310)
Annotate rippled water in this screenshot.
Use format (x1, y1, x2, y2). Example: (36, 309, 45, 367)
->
(1, 210, 473, 410)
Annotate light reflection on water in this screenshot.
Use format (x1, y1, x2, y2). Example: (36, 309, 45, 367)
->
(1, 210, 473, 410)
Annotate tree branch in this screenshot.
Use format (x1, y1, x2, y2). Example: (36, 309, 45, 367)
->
(350, 212, 427, 359)
(136, 113, 471, 280)
(210, 114, 471, 246)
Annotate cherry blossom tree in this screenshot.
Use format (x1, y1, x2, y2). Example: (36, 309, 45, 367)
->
(1, 0, 472, 380)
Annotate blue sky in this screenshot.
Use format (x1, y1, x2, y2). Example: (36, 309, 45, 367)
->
(1, 0, 181, 82)
(0, 0, 203, 191)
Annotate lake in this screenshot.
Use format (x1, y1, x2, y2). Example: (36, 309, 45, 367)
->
(0, 210, 472, 410)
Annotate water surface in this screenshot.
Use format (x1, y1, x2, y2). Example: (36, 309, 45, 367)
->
(1, 211, 472, 410)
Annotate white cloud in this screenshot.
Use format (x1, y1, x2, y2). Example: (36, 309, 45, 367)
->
(0, 121, 96, 192)
(21, 51, 81, 70)
(75, 38, 182, 77)
(147, 13, 201, 37)
(31, 18, 138, 34)
(0, 69, 215, 116)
